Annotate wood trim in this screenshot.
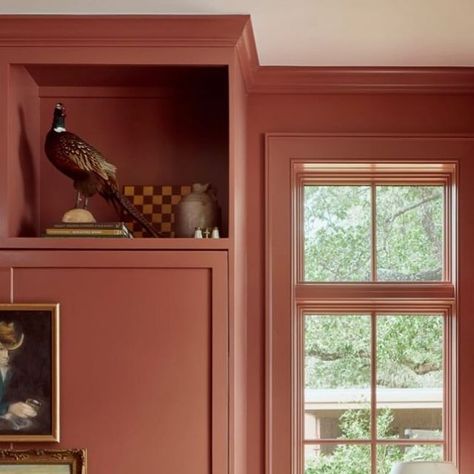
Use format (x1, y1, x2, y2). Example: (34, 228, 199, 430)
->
(266, 131, 295, 474)
(0, 250, 225, 269)
(248, 66, 474, 94)
(266, 134, 474, 172)
(293, 306, 304, 474)
(232, 18, 474, 94)
(295, 284, 455, 302)
(266, 134, 463, 474)
(0, 63, 8, 240)
(449, 300, 459, 465)
(234, 24, 474, 94)
(212, 255, 230, 474)
(303, 439, 445, 445)
(0, 16, 473, 94)
(293, 160, 457, 175)
(0, 237, 230, 251)
(265, 134, 273, 474)
(0, 15, 250, 48)
(235, 18, 259, 93)
(267, 132, 474, 143)
(370, 311, 377, 472)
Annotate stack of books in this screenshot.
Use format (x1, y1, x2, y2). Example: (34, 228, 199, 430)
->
(44, 222, 133, 238)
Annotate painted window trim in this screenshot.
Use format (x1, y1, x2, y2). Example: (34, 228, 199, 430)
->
(265, 135, 459, 474)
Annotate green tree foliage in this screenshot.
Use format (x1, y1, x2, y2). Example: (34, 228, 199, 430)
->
(304, 315, 443, 472)
(305, 315, 371, 389)
(304, 316, 443, 472)
(305, 315, 442, 390)
(304, 185, 443, 282)
(376, 186, 443, 281)
(305, 409, 442, 474)
(304, 186, 371, 281)
(376, 316, 443, 389)
(303, 185, 444, 472)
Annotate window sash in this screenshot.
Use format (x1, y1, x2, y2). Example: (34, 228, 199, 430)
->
(294, 305, 455, 474)
(295, 170, 454, 284)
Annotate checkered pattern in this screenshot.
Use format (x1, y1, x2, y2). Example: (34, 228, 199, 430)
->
(122, 185, 192, 237)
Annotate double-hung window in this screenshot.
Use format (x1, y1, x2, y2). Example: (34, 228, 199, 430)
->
(266, 137, 457, 474)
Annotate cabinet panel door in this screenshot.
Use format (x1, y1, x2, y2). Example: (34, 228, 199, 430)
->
(0, 251, 228, 474)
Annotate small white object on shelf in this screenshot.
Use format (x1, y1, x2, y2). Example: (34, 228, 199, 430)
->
(194, 227, 203, 239)
(211, 227, 220, 239)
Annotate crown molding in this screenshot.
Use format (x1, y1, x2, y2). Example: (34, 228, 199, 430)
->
(0, 15, 473, 94)
(249, 66, 474, 94)
(0, 14, 250, 48)
(235, 23, 474, 94)
(235, 18, 259, 89)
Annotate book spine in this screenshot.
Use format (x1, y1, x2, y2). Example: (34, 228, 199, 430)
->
(43, 235, 132, 239)
(52, 222, 127, 229)
(46, 228, 130, 236)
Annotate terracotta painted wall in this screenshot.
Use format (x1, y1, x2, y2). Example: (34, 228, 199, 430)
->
(246, 92, 474, 474)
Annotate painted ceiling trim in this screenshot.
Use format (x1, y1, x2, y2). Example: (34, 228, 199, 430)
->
(1, 15, 473, 94)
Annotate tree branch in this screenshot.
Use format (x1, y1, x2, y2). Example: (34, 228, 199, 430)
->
(384, 194, 439, 225)
(306, 346, 370, 361)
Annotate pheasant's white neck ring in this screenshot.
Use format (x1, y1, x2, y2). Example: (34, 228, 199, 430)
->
(54, 126, 66, 133)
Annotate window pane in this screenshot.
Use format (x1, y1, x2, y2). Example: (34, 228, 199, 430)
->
(305, 443, 371, 474)
(376, 315, 443, 440)
(304, 186, 371, 281)
(376, 186, 443, 281)
(377, 444, 443, 474)
(305, 315, 371, 439)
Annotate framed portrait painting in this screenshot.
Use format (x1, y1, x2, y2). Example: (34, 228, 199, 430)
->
(0, 449, 85, 474)
(0, 304, 59, 442)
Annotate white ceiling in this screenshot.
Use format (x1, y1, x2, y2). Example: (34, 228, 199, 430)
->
(1, 0, 474, 67)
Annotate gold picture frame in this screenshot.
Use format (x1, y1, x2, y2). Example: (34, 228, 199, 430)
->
(0, 304, 59, 442)
(0, 449, 86, 474)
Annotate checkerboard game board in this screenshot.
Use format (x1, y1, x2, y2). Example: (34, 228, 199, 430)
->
(122, 184, 192, 237)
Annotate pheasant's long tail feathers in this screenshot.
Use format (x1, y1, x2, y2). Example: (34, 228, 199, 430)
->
(108, 186, 161, 237)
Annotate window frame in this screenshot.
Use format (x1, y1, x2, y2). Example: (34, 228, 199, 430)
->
(265, 135, 459, 474)
(293, 162, 455, 285)
(294, 303, 455, 474)
(292, 163, 456, 473)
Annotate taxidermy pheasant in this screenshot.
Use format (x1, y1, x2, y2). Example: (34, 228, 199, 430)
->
(44, 103, 161, 237)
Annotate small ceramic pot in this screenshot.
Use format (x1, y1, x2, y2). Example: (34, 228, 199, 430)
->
(175, 183, 219, 237)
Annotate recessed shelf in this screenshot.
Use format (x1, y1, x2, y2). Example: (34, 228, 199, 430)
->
(5, 63, 229, 243)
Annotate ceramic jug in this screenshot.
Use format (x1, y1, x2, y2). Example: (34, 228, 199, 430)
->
(175, 183, 219, 237)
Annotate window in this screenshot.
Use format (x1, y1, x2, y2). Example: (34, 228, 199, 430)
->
(265, 141, 458, 474)
(303, 184, 444, 282)
(301, 311, 447, 474)
(293, 163, 456, 474)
